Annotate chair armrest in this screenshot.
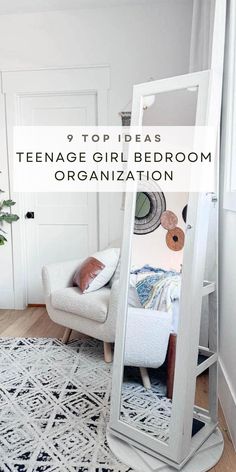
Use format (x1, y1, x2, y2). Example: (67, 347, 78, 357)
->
(42, 258, 83, 297)
(124, 308, 172, 368)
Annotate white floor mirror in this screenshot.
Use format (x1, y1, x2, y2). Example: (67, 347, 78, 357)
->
(107, 70, 223, 471)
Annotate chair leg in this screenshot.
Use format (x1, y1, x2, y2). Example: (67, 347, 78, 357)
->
(62, 327, 72, 344)
(104, 342, 113, 363)
(140, 367, 151, 389)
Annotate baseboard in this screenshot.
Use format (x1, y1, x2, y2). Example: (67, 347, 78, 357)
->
(0, 289, 15, 309)
(28, 304, 46, 307)
(219, 359, 236, 451)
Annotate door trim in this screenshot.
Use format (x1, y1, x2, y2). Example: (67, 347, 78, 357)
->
(1, 65, 110, 308)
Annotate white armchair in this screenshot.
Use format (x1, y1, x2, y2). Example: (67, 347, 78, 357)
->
(42, 258, 119, 362)
(124, 307, 172, 388)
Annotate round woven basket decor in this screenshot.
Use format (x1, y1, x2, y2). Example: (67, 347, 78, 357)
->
(160, 210, 178, 230)
(166, 227, 185, 251)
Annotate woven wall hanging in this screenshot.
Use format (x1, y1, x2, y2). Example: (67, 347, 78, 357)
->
(134, 192, 166, 235)
(166, 227, 185, 251)
(182, 204, 188, 223)
(160, 210, 178, 230)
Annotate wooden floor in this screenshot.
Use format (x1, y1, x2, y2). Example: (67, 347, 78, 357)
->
(0, 307, 235, 471)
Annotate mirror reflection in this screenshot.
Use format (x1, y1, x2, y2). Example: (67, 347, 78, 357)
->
(120, 190, 187, 443)
(118, 87, 204, 443)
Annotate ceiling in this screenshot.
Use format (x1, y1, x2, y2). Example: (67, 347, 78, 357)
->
(0, 0, 158, 15)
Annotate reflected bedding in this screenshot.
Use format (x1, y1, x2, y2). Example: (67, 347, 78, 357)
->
(128, 265, 181, 334)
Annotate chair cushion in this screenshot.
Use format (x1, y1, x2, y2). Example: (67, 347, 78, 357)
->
(51, 286, 111, 323)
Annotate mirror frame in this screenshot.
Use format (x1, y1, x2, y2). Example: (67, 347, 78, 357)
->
(109, 69, 221, 467)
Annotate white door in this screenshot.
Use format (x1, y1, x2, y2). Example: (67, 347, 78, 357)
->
(2, 66, 109, 308)
(19, 92, 98, 303)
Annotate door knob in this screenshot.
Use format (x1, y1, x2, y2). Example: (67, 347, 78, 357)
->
(25, 211, 34, 219)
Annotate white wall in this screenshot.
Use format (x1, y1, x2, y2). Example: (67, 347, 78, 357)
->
(0, 1, 193, 308)
(218, 0, 236, 448)
(0, 92, 14, 307)
(0, 3, 193, 123)
(219, 196, 236, 450)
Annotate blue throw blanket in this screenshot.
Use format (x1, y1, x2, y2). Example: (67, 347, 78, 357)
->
(134, 266, 181, 313)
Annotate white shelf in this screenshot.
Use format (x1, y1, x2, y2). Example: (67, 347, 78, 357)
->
(202, 281, 216, 297)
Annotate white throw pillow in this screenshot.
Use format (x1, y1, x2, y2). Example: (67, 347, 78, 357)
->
(84, 247, 120, 293)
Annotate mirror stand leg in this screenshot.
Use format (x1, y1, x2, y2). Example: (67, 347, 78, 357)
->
(104, 342, 113, 363)
(140, 367, 151, 389)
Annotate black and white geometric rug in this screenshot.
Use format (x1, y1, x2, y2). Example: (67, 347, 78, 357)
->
(0, 337, 130, 472)
(0, 337, 170, 471)
(121, 368, 172, 443)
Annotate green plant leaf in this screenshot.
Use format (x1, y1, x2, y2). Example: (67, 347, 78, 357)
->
(0, 213, 19, 223)
(0, 176, 19, 246)
(0, 234, 7, 245)
(2, 199, 16, 207)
